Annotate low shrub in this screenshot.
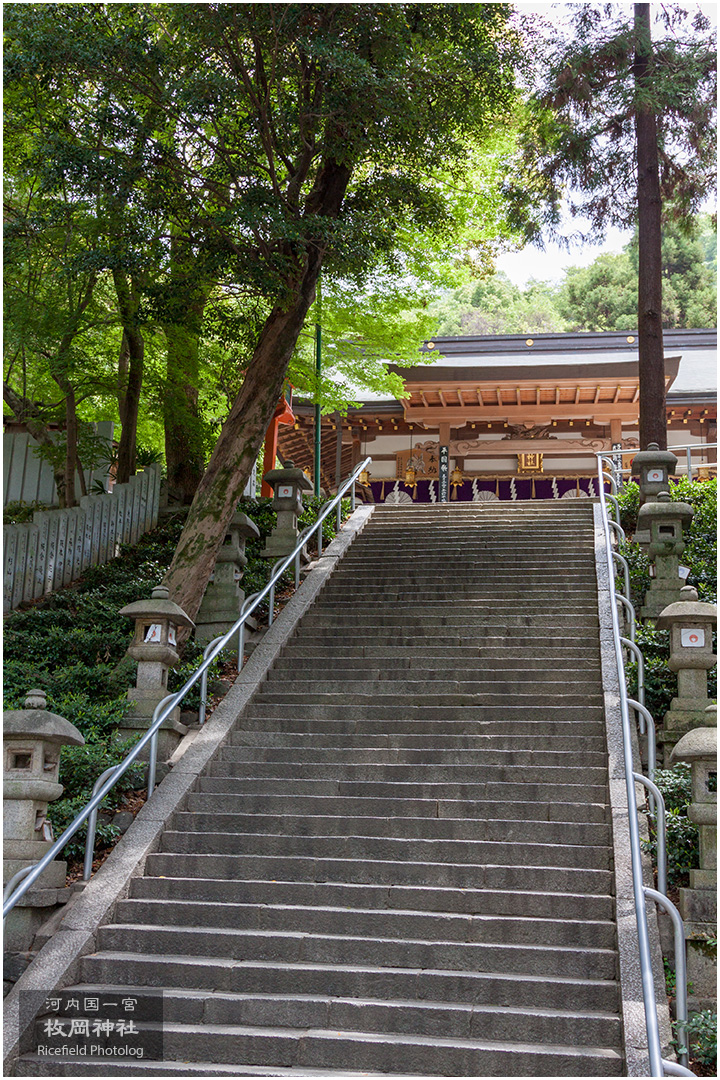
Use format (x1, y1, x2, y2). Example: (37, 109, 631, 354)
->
(679, 1010, 717, 1070)
(643, 764, 699, 887)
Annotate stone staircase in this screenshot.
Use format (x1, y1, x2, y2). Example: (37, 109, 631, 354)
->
(15, 502, 625, 1076)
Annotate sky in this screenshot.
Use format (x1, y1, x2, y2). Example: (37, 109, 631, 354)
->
(496, 1, 717, 288)
(495, 225, 631, 287)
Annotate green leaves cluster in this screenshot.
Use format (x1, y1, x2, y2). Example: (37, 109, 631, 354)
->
(431, 215, 716, 336)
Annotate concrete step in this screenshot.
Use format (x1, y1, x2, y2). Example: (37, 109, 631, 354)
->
(143, 852, 614, 893)
(113, 899, 617, 950)
(17, 1022, 622, 1076)
(256, 680, 602, 698)
(237, 714, 606, 735)
(299, 613, 600, 627)
(227, 730, 607, 750)
(195, 777, 610, 803)
(280, 644, 602, 660)
(249, 692, 603, 709)
(79, 950, 618, 1011)
(159, 831, 611, 871)
(184, 793, 610, 825)
(264, 660, 604, 678)
(217, 746, 607, 767)
(130, 876, 616, 919)
(243, 703, 605, 721)
(272, 656, 600, 671)
(204, 761, 609, 787)
(98, 924, 617, 981)
(171, 811, 612, 846)
(41, 982, 622, 1049)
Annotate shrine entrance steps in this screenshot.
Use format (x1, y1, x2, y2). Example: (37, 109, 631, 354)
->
(15, 502, 625, 1076)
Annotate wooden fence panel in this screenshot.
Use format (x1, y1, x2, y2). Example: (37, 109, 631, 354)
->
(4, 463, 164, 610)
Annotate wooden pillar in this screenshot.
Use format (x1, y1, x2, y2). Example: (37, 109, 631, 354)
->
(260, 419, 280, 497)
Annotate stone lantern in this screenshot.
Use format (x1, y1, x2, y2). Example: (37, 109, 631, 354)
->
(671, 707, 717, 1010)
(630, 442, 678, 504)
(261, 461, 313, 559)
(119, 585, 194, 759)
(635, 491, 694, 617)
(195, 512, 260, 658)
(655, 586, 717, 763)
(4, 689, 84, 951)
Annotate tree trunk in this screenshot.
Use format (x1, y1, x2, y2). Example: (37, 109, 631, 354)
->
(634, 2, 666, 450)
(163, 235, 209, 505)
(114, 271, 145, 484)
(164, 316, 206, 504)
(164, 158, 352, 622)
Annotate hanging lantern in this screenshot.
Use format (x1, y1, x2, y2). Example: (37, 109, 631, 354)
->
(404, 463, 417, 487)
(359, 467, 371, 487)
(450, 466, 463, 500)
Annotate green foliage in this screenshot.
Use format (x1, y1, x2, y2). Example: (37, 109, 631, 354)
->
(428, 214, 716, 337)
(513, 7, 716, 240)
(644, 764, 699, 886)
(679, 1010, 717, 1069)
(617, 476, 717, 604)
(3, 500, 48, 524)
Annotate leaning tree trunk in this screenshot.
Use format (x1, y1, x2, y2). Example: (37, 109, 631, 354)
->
(634, 2, 667, 450)
(164, 159, 352, 622)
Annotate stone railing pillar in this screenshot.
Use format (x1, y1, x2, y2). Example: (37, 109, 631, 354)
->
(671, 704, 717, 1011)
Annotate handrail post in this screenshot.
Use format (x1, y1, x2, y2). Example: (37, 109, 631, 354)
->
(609, 518, 626, 544)
(616, 592, 636, 643)
(621, 636, 645, 714)
(646, 888, 689, 1068)
(634, 773, 667, 896)
(613, 550, 632, 603)
(83, 765, 118, 881)
(685, 446, 692, 480)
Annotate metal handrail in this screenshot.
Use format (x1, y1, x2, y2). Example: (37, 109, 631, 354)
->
(621, 636, 645, 714)
(3, 456, 372, 920)
(616, 592, 636, 643)
(595, 452, 665, 1076)
(633, 773, 667, 896)
(647, 888, 689, 1068)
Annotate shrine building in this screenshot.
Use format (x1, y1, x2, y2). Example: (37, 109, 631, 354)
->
(279, 329, 717, 502)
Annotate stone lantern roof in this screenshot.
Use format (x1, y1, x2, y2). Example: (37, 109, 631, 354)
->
(4, 690, 84, 747)
(630, 443, 679, 474)
(656, 586, 717, 626)
(119, 584, 195, 628)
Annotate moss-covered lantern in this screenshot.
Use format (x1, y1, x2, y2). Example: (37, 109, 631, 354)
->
(4, 690, 84, 951)
(261, 460, 313, 558)
(655, 586, 717, 763)
(636, 491, 694, 617)
(119, 584, 195, 759)
(630, 442, 678, 504)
